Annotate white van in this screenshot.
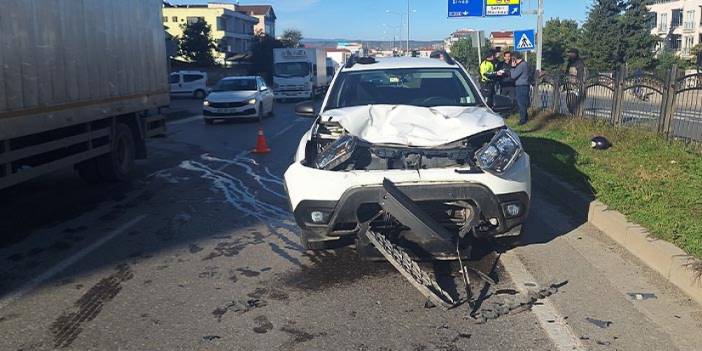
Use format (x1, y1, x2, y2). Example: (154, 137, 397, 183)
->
(169, 71, 208, 99)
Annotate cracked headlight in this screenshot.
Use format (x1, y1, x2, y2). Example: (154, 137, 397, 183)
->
(475, 129, 523, 174)
(315, 135, 357, 170)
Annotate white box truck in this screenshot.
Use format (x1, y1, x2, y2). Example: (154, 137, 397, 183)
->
(273, 48, 328, 100)
(0, 0, 168, 190)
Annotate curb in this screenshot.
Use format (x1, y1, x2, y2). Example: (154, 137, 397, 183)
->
(531, 165, 702, 306)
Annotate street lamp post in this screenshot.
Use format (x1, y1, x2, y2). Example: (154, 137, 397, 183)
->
(406, 0, 410, 54)
(386, 4, 415, 56)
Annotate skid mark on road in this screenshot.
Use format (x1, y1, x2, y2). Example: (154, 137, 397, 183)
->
(49, 264, 134, 348)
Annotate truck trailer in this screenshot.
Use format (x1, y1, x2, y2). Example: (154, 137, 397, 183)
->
(273, 48, 328, 100)
(0, 0, 168, 190)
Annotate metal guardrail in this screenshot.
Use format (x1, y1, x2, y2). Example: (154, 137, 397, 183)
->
(532, 66, 702, 144)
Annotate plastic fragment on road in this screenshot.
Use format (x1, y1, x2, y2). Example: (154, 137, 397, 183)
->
(585, 317, 613, 329)
(627, 292, 658, 301)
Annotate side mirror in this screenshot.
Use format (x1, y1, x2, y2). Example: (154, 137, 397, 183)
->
(492, 94, 514, 113)
(295, 101, 317, 118)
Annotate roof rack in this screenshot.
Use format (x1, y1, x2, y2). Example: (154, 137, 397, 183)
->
(429, 50, 455, 65)
(345, 56, 377, 68)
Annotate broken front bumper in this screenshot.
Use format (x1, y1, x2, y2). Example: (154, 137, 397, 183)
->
(292, 180, 529, 241)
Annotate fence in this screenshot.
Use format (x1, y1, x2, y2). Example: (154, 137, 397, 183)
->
(532, 66, 702, 144)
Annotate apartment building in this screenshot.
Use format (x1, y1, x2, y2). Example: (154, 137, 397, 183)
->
(490, 31, 514, 51)
(237, 5, 276, 37)
(162, 2, 259, 64)
(649, 0, 702, 57)
(443, 29, 486, 53)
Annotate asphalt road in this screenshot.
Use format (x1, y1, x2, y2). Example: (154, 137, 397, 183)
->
(1, 101, 701, 351)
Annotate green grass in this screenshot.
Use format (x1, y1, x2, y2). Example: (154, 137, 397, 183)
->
(507, 112, 702, 260)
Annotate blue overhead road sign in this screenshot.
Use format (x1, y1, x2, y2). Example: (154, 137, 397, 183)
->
(448, 0, 484, 17)
(514, 29, 536, 52)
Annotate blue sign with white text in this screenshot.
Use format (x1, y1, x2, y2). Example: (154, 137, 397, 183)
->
(514, 29, 536, 52)
(448, 0, 484, 17)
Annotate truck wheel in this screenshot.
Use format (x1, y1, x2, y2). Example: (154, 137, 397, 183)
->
(97, 123, 135, 182)
(194, 90, 206, 99)
(76, 159, 103, 184)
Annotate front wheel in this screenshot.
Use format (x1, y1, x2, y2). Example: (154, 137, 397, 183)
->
(257, 103, 264, 122)
(97, 123, 135, 182)
(194, 90, 206, 99)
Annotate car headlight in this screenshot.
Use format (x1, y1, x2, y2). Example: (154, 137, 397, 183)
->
(248, 98, 257, 105)
(315, 135, 357, 170)
(203, 100, 210, 107)
(475, 129, 523, 174)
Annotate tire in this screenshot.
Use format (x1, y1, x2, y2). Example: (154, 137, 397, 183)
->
(268, 103, 274, 117)
(257, 103, 264, 123)
(97, 123, 135, 182)
(193, 90, 206, 100)
(76, 159, 103, 184)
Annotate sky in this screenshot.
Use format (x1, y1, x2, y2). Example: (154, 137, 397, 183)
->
(168, 0, 591, 41)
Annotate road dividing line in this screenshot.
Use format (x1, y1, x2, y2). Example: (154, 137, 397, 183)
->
(168, 115, 203, 125)
(0, 215, 148, 311)
(500, 251, 586, 351)
(270, 118, 307, 140)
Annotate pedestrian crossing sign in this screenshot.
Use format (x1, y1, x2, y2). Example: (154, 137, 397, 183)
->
(514, 29, 535, 52)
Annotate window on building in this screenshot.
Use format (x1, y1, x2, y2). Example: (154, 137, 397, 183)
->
(648, 12, 657, 29)
(660, 13, 668, 31)
(686, 10, 696, 29)
(217, 17, 226, 31)
(172, 16, 178, 22)
(187, 17, 204, 25)
(670, 34, 682, 51)
(163, 16, 168, 23)
(672, 9, 683, 28)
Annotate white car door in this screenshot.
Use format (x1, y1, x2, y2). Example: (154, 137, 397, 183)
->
(182, 73, 205, 95)
(258, 78, 274, 112)
(169, 73, 183, 94)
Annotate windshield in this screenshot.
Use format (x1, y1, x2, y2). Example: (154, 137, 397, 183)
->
(275, 62, 310, 78)
(213, 79, 257, 92)
(324, 68, 480, 110)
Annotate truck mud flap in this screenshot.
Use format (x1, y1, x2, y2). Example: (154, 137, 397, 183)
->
(145, 114, 166, 138)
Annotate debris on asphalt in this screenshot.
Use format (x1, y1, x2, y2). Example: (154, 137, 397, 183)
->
(212, 299, 268, 322)
(473, 281, 567, 324)
(627, 292, 657, 301)
(202, 335, 221, 342)
(253, 316, 274, 334)
(585, 317, 613, 329)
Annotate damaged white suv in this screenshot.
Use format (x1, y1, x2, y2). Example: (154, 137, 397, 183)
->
(284, 55, 531, 256)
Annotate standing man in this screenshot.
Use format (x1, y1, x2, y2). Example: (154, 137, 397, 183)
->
(510, 52, 530, 125)
(565, 48, 585, 115)
(499, 50, 516, 110)
(480, 50, 498, 107)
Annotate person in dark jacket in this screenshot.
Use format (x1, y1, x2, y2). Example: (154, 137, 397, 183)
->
(565, 48, 585, 115)
(499, 50, 516, 106)
(510, 52, 530, 125)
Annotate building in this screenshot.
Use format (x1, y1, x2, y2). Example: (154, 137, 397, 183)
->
(337, 42, 365, 55)
(237, 5, 276, 37)
(490, 31, 514, 51)
(443, 29, 486, 53)
(162, 2, 259, 65)
(648, 0, 702, 57)
(325, 48, 352, 65)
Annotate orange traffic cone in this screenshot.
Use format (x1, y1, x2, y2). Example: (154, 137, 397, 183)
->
(252, 127, 271, 154)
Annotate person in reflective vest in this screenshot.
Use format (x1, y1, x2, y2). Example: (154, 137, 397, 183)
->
(480, 50, 499, 107)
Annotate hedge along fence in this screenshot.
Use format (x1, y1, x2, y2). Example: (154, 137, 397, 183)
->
(532, 66, 702, 145)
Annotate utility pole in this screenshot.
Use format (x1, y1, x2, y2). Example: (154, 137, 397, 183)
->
(535, 0, 544, 72)
(406, 0, 411, 55)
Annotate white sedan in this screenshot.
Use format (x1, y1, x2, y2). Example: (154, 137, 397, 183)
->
(203, 76, 274, 124)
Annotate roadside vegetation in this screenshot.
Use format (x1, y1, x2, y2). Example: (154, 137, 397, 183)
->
(507, 112, 702, 260)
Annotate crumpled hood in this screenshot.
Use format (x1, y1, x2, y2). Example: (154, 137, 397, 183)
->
(320, 105, 505, 147)
(206, 91, 256, 103)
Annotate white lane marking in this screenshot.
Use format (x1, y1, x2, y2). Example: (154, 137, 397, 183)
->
(500, 251, 586, 351)
(270, 118, 306, 140)
(168, 115, 203, 125)
(0, 215, 148, 311)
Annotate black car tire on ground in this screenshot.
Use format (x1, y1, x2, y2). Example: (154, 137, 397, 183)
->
(258, 103, 264, 123)
(96, 123, 135, 182)
(194, 90, 206, 100)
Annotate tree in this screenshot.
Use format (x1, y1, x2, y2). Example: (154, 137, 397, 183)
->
(179, 20, 217, 66)
(621, 0, 659, 70)
(250, 33, 283, 84)
(450, 38, 477, 67)
(580, 0, 625, 72)
(542, 18, 581, 72)
(280, 29, 303, 48)
(655, 49, 689, 76)
(690, 44, 702, 67)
